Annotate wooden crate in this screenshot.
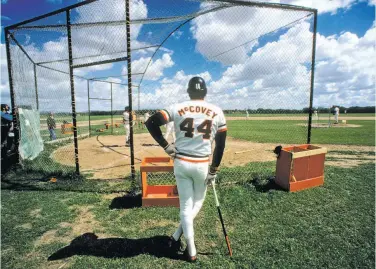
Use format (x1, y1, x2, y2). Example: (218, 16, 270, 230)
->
(61, 123, 73, 134)
(275, 144, 327, 192)
(140, 157, 179, 207)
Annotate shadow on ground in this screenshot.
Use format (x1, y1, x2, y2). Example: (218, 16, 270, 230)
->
(248, 176, 286, 193)
(48, 233, 183, 261)
(109, 194, 142, 209)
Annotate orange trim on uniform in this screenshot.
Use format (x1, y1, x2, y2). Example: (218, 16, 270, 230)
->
(218, 128, 227, 132)
(159, 110, 169, 121)
(176, 157, 209, 163)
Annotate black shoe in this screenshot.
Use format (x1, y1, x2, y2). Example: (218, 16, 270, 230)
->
(167, 236, 182, 251)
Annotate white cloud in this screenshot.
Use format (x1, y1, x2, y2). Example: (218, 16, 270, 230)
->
(285, 0, 357, 14)
(172, 31, 183, 39)
(129, 53, 174, 81)
(313, 26, 376, 107)
(191, 4, 310, 65)
(137, 70, 212, 108)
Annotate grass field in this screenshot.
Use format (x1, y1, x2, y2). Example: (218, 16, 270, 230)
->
(1, 161, 374, 268)
(227, 120, 375, 146)
(2, 114, 375, 268)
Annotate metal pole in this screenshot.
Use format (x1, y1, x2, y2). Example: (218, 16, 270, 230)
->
(111, 83, 113, 134)
(87, 80, 91, 136)
(138, 86, 140, 112)
(66, 10, 80, 175)
(5, 29, 19, 164)
(307, 11, 317, 144)
(125, 0, 136, 181)
(33, 64, 39, 110)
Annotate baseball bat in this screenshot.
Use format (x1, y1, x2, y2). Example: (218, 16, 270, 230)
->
(212, 183, 233, 257)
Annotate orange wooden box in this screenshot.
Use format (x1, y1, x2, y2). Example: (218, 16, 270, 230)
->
(140, 157, 179, 207)
(275, 144, 327, 192)
(61, 123, 73, 134)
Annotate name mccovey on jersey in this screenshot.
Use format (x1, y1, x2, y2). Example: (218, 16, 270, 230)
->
(178, 105, 218, 119)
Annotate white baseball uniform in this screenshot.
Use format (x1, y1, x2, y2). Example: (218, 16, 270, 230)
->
(123, 111, 130, 144)
(314, 110, 318, 121)
(334, 107, 339, 123)
(160, 100, 227, 253)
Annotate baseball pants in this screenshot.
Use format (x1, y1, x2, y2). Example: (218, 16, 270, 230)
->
(173, 158, 208, 241)
(334, 114, 338, 123)
(124, 123, 130, 143)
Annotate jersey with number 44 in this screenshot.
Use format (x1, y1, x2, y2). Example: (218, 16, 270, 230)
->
(160, 100, 227, 162)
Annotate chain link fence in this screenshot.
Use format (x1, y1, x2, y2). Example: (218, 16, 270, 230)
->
(5, 0, 317, 189)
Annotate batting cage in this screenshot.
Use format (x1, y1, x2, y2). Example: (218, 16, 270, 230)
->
(5, 0, 317, 188)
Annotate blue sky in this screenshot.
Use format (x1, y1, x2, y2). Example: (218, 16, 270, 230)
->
(1, 0, 375, 112)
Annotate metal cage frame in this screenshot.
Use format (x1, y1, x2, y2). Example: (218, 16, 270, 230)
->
(4, 0, 318, 180)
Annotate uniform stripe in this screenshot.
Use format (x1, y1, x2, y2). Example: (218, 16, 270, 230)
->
(218, 124, 226, 128)
(176, 152, 209, 158)
(164, 109, 171, 120)
(159, 110, 169, 121)
(176, 157, 209, 163)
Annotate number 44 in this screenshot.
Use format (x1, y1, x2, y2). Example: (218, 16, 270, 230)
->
(179, 118, 212, 139)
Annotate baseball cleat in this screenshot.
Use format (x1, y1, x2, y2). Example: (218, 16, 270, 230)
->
(183, 248, 197, 263)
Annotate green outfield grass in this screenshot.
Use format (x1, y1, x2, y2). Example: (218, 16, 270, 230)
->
(227, 120, 375, 146)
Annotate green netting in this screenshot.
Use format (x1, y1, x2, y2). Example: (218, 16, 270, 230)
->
(18, 108, 44, 160)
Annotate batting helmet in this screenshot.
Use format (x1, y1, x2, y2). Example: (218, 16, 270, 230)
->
(187, 76, 207, 99)
(124, 106, 129, 111)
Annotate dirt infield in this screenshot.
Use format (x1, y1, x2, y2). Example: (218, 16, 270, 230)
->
(52, 134, 279, 179)
(52, 133, 375, 179)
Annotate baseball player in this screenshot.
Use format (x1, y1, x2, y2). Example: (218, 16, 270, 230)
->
(123, 106, 130, 146)
(164, 121, 176, 143)
(145, 77, 227, 262)
(334, 106, 339, 124)
(246, 109, 249, 120)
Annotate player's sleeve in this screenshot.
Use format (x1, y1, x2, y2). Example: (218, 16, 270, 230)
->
(217, 109, 227, 133)
(159, 105, 174, 123)
(211, 109, 227, 171)
(145, 105, 175, 148)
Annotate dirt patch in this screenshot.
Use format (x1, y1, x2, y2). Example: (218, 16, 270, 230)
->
(34, 205, 112, 249)
(325, 151, 375, 168)
(16, 223, 33, 229)
(30, 208, 42, 218)
(325, 159, 374, 168)
(328, 154, 374, 160)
